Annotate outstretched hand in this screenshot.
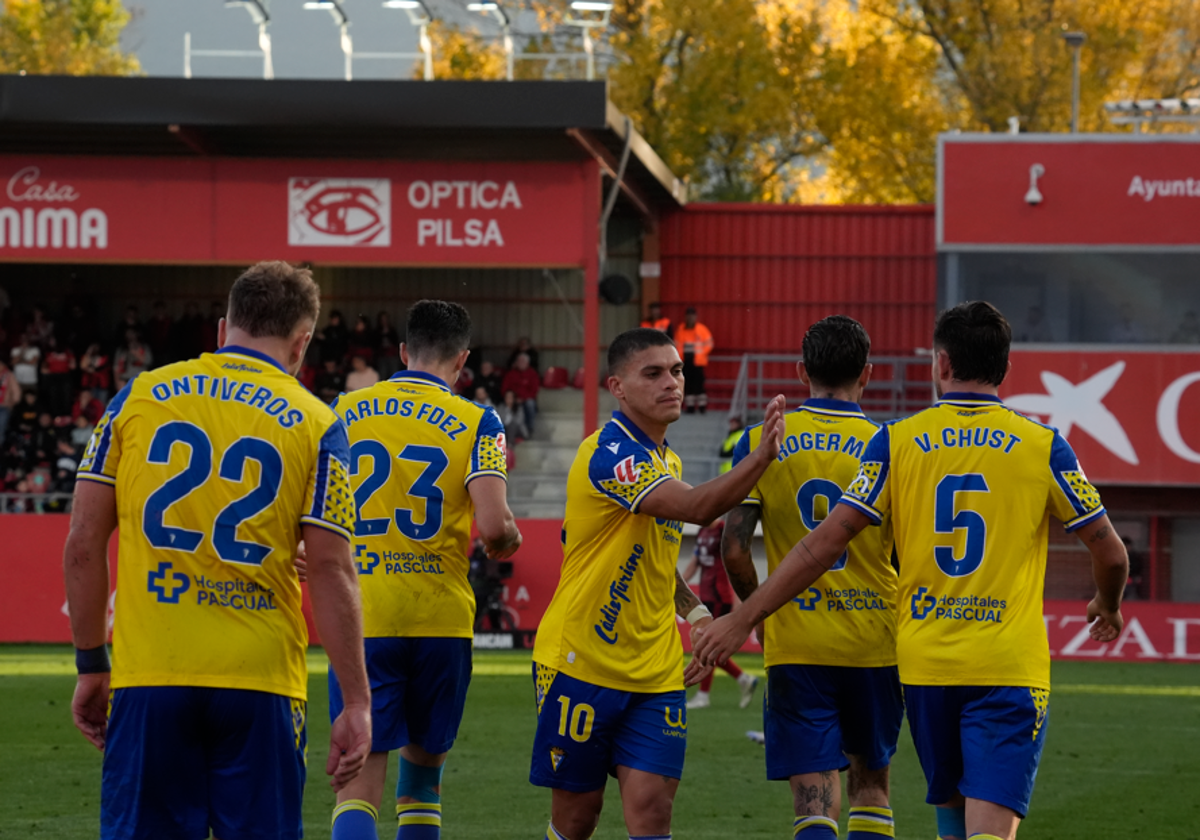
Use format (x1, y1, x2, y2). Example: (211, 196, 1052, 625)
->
(754, 395, 787, 462)
(684, 618, 715, 687)
(692, 613, 753, 668)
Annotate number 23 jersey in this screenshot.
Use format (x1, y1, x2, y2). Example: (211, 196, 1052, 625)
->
(77, 346, 355, 700)
(839, 392, 1105, 690)
(334, 370, 507, 639)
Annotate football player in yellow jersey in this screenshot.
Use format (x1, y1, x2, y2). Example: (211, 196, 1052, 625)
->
(531, 327, 786, 840)
(722, 316, 901, 840)
(697, 302, 1129, 840)
(327, 300, 521, 840)
(63, 262, 372, 840)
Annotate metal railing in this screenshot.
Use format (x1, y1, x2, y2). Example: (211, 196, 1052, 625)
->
(725, 354, 935, 423)
(0, 493, 73, 513)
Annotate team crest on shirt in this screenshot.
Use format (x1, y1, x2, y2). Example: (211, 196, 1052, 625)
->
(613, 455, 641, 486)
(550, 747, 565, 772)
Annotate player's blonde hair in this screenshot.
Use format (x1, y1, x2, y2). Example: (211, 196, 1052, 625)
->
(227, 262, 321, 339)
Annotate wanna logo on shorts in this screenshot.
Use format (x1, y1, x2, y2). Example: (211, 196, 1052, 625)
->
(288, 178, 391, 246)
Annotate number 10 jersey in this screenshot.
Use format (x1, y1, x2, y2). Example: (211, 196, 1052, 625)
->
(334, 370, 507, 639)
(77, 346, 356, 700)
(839, 392, 1105, 690)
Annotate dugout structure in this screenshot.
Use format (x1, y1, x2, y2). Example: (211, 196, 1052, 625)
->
(0, 74, 686, 435)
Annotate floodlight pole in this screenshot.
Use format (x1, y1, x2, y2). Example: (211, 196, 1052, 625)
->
(419, 20, 433, 80)
(222, 0, 274, 79)
(305, 1, 352, 81)
(468, 4, 513, 81)
(565, 3, 612, 81)
(1063, 31, 1086, 133)
(260, 20, 274, 80)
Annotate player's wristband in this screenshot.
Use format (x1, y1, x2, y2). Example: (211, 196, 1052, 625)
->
(686, 605, 713, 626)
(75, 645, 111, 675)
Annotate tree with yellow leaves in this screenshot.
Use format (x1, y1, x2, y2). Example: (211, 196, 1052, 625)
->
(0, 0, 139, 76)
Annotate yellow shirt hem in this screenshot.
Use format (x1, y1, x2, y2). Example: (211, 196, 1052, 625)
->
(533, 655, 683, 694)
(110, 673, 307, 701)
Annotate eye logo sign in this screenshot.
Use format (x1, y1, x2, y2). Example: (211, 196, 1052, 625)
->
(288, 178, 390, 246)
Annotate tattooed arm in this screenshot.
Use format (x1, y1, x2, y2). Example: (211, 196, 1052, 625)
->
(1075, 514, 1128, 641)
(674, 567, 704, 620)
(721, 504, 761, 602)
(693, 506, 870, 666)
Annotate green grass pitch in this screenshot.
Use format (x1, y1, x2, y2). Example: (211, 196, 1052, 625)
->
(1, 647, 1198, 839)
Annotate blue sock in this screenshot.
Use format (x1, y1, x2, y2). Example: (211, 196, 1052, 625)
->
(847, 806, 894, 839)
(936, 806, 966, 840)
(332, 800, 378, 840)
(395, 755, 444, 839)
(794, 815, 838, 838)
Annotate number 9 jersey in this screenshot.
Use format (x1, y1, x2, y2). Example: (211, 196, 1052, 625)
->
(838, 392, 1106, 690)
(334, 370, 508, 639)
(77, 346, 356, 701)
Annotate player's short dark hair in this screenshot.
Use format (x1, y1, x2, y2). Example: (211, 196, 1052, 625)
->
(227, 261, 321, 339)
(933, 301, 1012, 386)
(607, 327, 676, 374)
(405, 300, 471, 363)
(801, 315, 871, 388)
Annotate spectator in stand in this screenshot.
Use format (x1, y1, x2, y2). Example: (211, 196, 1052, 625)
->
(1170, 311, 1200, 344)
(78, 343, 112, 404)
(506, 336, 540, 372)
(62, 303, 96, 358)
(1015, 305, 1054, 343)
(478, 360, 504, 404)
(13, 389, 41, 437)
(175, 301, 206, 361)
(32, 411, 59, 466)
(50, 438, 79, 508)
(472, 385, 494, 407)
(375, 311, 402, 378)
(314, 358, 345, 405)
(113, 328, 153, 391)
(71, 389, 104, 426)
(27, 306, 54, 348)
(344, 354, 380, 392)
(1109, 303, 1145, 343)
(40, 336, 76, 417)
(501, 352, 539, 434)
(11, 334, 40, 391)
(0, 359, 20, 446)
(201, 301, 223, 353)
(347, 314, 376, 365)
(640, 301, 672, 335)
(497, 389, 530, 442)
(675, 306, 714, 414)
(317, 309, 350, 364)
(718, 416, 745, 474)
(70, 413, 95, 453)
(111, 305, 141, 354)
(145, 301, 174, 366)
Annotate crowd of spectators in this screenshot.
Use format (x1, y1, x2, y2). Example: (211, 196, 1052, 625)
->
(0, 293, 546, 507)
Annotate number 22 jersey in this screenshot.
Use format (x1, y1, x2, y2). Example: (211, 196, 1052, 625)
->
(334, 370, 507, 639)
(839, 392, 1105, 690)
(77, 346, 356, 701)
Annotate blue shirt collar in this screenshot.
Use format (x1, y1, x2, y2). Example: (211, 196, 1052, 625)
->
(611, 410, 669, 451)
(938, 391, 1004, 406)
(389, 369, 452, 392)
(801, 397, 865, 416)
(214, 345, 286, 374)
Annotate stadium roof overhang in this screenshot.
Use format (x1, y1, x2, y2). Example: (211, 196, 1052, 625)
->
(0, 75, 688, 433)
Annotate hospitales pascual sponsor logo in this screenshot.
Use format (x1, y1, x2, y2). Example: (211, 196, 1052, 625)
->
(0, 166, 108, 250)
(288, 178, 391, 246)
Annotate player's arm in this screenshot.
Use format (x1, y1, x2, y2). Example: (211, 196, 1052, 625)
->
(721, 504, 761, 601)
(639, 395, 785, 525)
(468, 475, 522, 559)
(303, 524, 372, 791)
(1075, 514, 1129, 642)
(62, 479, 118, 751)
(676, 567, 718, 687)
(694, 505, 868, 666)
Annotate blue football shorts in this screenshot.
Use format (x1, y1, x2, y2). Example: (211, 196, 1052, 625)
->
(529, 664, 687, 793)
(329, 636, 472, 755)
(905, 684, 1050, 819)
(102, 686, 306, 840)
(764, 664, 904, 780)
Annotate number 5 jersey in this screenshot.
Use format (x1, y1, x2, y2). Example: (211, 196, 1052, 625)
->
(333, 370, 507, 640)
(839, 392, 1105, 690)
(77, 346, 356, 700)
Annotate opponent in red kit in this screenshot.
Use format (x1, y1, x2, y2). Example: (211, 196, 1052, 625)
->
(682, 519, 759, 709)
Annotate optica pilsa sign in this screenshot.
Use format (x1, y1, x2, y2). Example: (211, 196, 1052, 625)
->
(0, 156, 597, 266)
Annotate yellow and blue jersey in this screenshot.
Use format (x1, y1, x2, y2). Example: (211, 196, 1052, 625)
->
(533, 411, 685, 694)
(334, 370, 507, 639)
(77, 346, 355, 701)
(839, 392, 1105, 690)
(733, 398, 897, 669)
